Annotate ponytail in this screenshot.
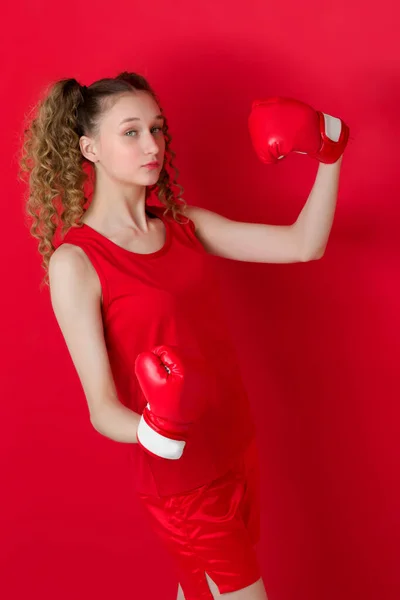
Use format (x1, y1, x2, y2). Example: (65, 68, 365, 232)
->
(19, 78, 89, 287)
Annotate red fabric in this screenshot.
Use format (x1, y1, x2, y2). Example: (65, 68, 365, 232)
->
(60, 203, 256, 496)
(137, 436, 261, 599)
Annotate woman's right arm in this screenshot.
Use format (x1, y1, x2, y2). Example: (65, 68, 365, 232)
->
(48, 244, 140, 443)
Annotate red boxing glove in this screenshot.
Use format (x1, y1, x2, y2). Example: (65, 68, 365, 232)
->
(248, 96, 349, 164)
(135, 345, 212, 460)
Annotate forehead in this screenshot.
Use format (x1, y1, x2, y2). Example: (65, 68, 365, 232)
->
(103, 91, 161, 124)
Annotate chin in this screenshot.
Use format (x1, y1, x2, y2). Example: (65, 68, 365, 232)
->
(119, 172, 158, 187)
(141, 170, 161, 182)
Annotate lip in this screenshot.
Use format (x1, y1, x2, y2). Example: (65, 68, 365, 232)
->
(143, 161, 160, 168)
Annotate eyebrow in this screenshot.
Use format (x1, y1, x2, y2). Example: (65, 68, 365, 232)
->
(119, 114, 164, 125)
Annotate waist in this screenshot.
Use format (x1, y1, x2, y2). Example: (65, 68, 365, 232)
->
(129, 405, 257, 497)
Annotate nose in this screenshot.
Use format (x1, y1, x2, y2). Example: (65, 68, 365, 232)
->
(142, 130, 160, 155)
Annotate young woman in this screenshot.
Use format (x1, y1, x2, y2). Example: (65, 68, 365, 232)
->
(19, 72, 348, 599)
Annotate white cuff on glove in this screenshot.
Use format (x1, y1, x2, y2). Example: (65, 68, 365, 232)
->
(137, 410, 186, 460)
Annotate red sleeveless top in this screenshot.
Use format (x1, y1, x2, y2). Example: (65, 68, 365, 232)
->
(60, 203, 256, 496)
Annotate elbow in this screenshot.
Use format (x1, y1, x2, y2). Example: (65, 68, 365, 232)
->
(90, 412, 103, 434)
(301, 248, 325, 262)
(312, 249, 325, 261)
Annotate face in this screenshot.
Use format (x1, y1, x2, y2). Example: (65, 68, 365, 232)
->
(81, 91, 166, 187)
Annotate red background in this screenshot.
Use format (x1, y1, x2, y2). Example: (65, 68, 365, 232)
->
(1, 1, 399, 599)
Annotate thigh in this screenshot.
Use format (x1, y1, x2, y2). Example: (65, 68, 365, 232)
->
(140, 438, 262, 600)
(177, 575, 268, 600)
(206, 573, 268, 600)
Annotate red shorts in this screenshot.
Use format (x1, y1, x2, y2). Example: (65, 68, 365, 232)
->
(137, 437, 261, 600)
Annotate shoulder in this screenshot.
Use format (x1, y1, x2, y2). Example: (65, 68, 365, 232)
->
(50, 242, 89, 272)
(49, 243, 101, 298)
(149, 203, 228, 244)
(148, 203, 197, 233)
(181, 205, 231, 234)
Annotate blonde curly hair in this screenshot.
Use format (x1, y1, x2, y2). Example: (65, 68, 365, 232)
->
(19, 71, 187, 289)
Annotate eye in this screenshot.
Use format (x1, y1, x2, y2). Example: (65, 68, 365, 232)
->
(125, 126, 164, 137)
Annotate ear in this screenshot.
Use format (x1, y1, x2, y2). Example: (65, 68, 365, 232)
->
(79, 135, 99, 163)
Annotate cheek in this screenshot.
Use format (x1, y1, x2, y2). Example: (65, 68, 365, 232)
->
(107, 139, 142, 170)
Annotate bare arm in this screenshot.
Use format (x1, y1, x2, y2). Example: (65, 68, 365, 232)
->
(49, 244, 140, 444)
(184, 205, 303, 263)
(183, 157, 343, 263)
